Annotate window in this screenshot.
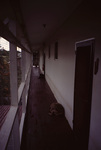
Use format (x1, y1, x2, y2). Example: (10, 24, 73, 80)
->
(54, 42, 58, 59)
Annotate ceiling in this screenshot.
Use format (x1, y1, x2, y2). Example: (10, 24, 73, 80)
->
(0, 0, 83, 53)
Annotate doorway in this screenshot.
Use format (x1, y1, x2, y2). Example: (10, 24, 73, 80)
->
(43, 52, 46, 76)
(73, 39, 95, 150)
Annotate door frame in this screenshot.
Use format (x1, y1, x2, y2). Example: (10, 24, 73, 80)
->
(75, 38, 95, 50)
(73, 38, 95, 149)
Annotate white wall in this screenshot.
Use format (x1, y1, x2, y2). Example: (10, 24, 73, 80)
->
(45, 42, 75, 128)
(40, 1, 101, 150)
(39, 50, 44, 74)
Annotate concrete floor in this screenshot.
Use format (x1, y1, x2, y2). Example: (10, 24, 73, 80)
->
(21, 67, 74, 150)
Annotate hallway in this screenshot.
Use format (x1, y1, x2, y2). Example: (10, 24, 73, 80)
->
(21, 67, 74, 150)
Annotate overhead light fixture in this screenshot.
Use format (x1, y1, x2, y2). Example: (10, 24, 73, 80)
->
(43, 24, 46, 28)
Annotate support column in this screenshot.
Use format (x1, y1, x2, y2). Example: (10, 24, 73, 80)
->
(6, 20, 20, 150)
(9, 20, 18, 106)
(21, 50, 26, 82)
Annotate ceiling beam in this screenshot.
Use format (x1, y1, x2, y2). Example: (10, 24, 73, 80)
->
(9, 0, 33, 53)
(0, 20, 31, 54)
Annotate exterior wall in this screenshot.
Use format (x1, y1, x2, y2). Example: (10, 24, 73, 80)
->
(40, 1, 101, 150)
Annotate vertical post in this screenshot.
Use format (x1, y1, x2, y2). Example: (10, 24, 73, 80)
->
(6, 20, 20, 150)
(22, 86, 27, 113)
(9, 20, 18, 106)
(21, 50, 26, 82)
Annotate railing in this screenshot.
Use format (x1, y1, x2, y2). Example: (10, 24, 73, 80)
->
(0, 106, 10, 130)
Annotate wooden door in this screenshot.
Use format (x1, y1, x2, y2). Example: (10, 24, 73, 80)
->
(73, 40, 94, 150)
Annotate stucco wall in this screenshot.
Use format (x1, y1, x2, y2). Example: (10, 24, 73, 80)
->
(39, 50, 44, 74)
(40, 1, 101, 150)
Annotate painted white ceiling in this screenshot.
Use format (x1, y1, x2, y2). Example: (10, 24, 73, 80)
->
(0, 0, 83, 52)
